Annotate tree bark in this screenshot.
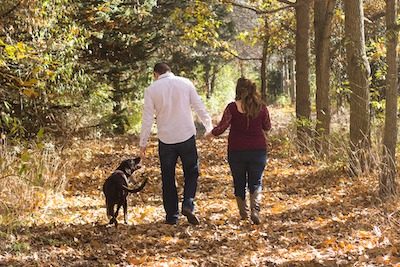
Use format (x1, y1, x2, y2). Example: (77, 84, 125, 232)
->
(111, 74, 126, 134)
(282, 55, 289, 96)
(289, 56, 296, 104)
(314, 0, 335, 153)
(261, 18, 270, 102)
(344, 0, 371, 175)
(295, 0, 312, 149)
(380, 0, 398, 197)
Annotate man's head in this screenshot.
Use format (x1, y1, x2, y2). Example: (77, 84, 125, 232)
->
(153, 63, 171, 79)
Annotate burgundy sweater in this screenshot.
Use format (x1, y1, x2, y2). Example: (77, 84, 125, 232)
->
(211, 102, 271, 151)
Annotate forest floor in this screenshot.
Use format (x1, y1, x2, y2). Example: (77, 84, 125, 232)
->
(1, 107, 400, 266)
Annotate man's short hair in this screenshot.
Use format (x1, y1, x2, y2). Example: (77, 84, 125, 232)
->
(154, 63, 171, 75)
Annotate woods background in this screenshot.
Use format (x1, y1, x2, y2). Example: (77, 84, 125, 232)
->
(1, 0, 400, 266)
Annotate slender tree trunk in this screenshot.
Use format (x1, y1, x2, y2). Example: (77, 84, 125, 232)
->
(261, 18, 270, 102)
(210, 65, 217, 96)
(380, 0, 398, 197)
(205, 63, 211, 99)
(289, 56, 296, 104)
(344, 0, 371, 175)
(295, 0, 312, 149)
(282, 55, 290, 96)
(111, 74, 125, 134)
(314, 0, 335, 153)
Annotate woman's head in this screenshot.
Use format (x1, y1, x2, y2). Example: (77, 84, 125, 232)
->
(235, 77, 257, 100)
(235, 77, 262, 119)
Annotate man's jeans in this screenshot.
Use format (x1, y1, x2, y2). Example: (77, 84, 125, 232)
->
(228, 149, 267, 200)
(158, 135, 199, 222)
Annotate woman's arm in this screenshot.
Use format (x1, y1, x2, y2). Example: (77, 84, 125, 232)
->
(262, 106, 271, 131)
(211, 105, 233, 136)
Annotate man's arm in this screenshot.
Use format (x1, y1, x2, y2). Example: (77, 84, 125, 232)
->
(189, 83, 212, 133)
(139, 88, 155, 158)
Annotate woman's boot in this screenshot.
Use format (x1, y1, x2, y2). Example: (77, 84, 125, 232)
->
(235, 196, 248, 220)
(250, 191, 261, 224)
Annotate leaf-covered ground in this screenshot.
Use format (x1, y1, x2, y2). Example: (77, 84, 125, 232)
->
(1, 108, 400, 266)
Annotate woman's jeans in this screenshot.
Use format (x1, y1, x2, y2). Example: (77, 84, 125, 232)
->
(228, 149, 267, 200)
(158, 135, 199, 222)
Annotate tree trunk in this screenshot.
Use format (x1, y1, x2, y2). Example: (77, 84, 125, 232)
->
(380, 0, 398, 197)
(210, 65, 217, 96)
(111, 74, 126, 134)
(205, 63, 211, 99)
(314, 0, 335, 153)
(282, 55, 289, 96)
(295, 0, 312, 149)
(261, 18, 270, 102)
(344, 0, 371, 175)
(289, 56, 296, 104)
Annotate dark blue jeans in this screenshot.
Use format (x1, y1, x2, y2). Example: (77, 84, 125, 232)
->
(228, 149, 267, 200)
(158, 135, 199, 222)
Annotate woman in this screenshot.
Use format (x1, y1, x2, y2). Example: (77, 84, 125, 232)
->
(206, 77, 271, 224)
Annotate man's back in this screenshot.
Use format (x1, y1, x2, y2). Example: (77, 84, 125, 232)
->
(140, 72, 212, 146)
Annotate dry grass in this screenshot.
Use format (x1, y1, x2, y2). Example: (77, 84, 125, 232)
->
(0, 138, 67, 226)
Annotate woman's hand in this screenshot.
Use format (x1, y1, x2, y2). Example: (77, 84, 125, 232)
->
(204, 132, 214, 140)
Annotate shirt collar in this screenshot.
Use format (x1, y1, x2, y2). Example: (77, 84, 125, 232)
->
(158, 72, 174, 80)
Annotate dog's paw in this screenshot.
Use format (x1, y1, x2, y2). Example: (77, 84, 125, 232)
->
(109, 218, 117, 225)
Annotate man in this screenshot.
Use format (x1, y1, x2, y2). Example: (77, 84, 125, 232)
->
(139, 63, 212, 225)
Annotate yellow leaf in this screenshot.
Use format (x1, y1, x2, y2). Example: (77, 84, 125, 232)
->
(20, 79, 39, 87)
(5, 45, 17, 59)
(358, 230, 372, 239)
(22, 89, 39, 98)
(128, 256, 147, 265)
(16, 42, 26, 53)
(323, 237, 336, 246)
(270, 204, 285, 214)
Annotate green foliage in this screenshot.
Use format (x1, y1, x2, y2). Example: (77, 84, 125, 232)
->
(204, 65, 236, 115)
(296, 117, 313, 129)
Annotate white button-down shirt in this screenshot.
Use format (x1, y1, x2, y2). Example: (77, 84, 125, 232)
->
(139, 72, 212, 147)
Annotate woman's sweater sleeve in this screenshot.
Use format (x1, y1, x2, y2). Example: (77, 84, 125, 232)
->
(262, 105, 271, 131)
(211, 105, 232, 136)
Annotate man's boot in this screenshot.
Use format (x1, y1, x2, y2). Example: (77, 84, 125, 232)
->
(235, 196, 248, 220)
(250, 191, 261, 224)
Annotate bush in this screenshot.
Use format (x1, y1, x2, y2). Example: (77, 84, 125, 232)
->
(0, 136, 66, 225)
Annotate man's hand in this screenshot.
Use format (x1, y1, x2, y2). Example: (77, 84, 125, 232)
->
(140, 146, 146, 161)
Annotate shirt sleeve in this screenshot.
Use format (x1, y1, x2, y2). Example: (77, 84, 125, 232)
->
(211, 105, 232, 136)
(189, 82, 213, 133)
(139, 88, 155, 148)
(262, 105, 271, 131)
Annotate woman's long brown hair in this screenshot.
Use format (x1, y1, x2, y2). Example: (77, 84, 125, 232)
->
(235, 77, 263, 120)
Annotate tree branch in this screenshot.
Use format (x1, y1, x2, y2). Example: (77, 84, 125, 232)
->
(227, 1, 295, 14)
(366, 11, 386, 22)
(227, 50, 262, 61)
(276, 0, 296, 6)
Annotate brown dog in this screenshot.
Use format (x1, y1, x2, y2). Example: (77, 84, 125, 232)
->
(103, 157, 147, 226)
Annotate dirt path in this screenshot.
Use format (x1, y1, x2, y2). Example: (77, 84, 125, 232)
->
(1, 108, 399, 266)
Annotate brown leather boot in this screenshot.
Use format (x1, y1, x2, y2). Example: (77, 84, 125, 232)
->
(250, 191, 261, 224)
(235, 196, 248, 220)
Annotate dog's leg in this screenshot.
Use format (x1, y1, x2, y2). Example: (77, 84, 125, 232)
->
(123, 199, 128, 224)
(112, 203, 122, 227)
(106, 200, 113, 220)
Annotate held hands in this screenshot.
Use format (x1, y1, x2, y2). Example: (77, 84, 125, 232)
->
(204, 132, 214, 140)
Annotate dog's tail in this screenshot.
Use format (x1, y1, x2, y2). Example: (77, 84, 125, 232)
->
(122, 178, 148, 193)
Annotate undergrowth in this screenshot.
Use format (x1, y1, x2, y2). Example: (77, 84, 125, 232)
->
(0, 137, 67, 228)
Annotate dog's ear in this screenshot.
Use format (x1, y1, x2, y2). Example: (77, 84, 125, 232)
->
(117, 160, 131, 175)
